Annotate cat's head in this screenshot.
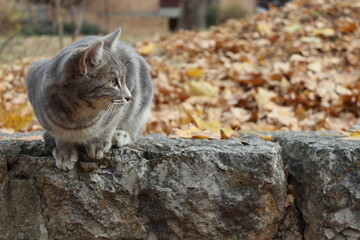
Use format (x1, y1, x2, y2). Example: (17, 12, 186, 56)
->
(56, 29, 132, 113)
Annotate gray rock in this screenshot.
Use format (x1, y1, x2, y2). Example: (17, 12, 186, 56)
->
(273, 132, 360, 240)
(273, 205, 304, 240)
(0, 134, 286, 240)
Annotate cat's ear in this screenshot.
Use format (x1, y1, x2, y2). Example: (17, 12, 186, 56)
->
(79, 40, 104, 75)
(103, 28, 121, 50)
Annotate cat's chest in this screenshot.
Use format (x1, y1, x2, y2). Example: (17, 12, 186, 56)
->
(50, 114, 114, 143)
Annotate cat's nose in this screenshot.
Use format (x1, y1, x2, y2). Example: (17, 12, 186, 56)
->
(125, 97, 132, 101)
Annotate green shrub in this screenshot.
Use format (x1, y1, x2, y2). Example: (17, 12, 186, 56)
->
(21, 20, 56, 36)
(206, 5, 218, 27)
(21, 20, 103, 36)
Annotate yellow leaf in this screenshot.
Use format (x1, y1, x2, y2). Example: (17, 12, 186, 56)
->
(301, 36, 321, 43)
(255, 88, 277, 109)
(192, 115, 208, 130)
(137, 43, 155, 55)
(0, 104, 33, 132)
(193, 130, 221, 140)
(239, 130, 272, 141)
(171, 125, 220, 140)
(257, 22, 273, 35)
(221, 125, 234, 139)
(312, 28, 336, 37)
(340, 130, 360, 140)
(282, 24, 302, 33)
(194, 116, 235, 140)
(193, 116, 221, 139)
(171, 125, 205, 139)
(341, 135, 360, 140)
(186, 68, 203, 79)
(262, 135, 273, 141)
(171, 117, 235, 140)
(194, 115, 220, 131)
(187, 80, 218, 97)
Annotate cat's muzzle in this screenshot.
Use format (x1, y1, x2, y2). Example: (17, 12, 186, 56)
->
(112, 97, 131, 105)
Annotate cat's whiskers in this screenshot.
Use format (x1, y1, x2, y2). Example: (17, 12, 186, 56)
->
(105, 99, 125, 115)
(105, 102, 112, 112)
(110, 103, 117, 113)
(105, 102, 116, 115)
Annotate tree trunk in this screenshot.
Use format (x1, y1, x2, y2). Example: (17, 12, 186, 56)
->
(179, 0, 207, 30)
(103, 0, 110, 32)
(74, 0, 86, 39)
(69, 1, 76, 41)
(71, 0, 86, 41)
(0, 32, 16, 56)
(54, 0, 64, 49)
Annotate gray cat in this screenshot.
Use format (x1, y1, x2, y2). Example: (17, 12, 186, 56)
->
(26, 29, 153, 170)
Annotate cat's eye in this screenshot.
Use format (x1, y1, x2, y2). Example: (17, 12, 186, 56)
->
(110, 78, 117, 86)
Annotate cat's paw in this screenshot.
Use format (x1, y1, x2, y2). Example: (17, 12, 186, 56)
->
(85, 141, 111, 159)
(112, 130, 132, 147)
(53, 147, 78, 170)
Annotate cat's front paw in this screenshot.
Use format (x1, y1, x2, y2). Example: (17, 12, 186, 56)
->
(112, 130, 132, 147)
(53, 146, 78, 170)
(85, 141, 111, 159)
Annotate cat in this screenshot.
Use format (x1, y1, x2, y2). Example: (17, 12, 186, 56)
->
(26, 29, 154, 170)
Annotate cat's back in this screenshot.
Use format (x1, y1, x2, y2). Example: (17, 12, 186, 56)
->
(26, 59, 48, 102)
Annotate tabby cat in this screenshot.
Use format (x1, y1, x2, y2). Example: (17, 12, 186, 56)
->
(26, 29, 153, 170)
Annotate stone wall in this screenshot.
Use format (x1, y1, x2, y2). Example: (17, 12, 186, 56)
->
(0, 132, 359, 240)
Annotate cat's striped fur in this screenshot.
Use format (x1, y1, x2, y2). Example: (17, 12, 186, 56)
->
(26, 29, 153, 170)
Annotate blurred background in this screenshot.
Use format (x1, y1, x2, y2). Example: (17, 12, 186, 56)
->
(0, 0, 290, 63)
(1, 0, 359, 136)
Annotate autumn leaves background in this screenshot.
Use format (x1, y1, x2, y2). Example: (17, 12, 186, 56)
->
(0, 0, 360, 139)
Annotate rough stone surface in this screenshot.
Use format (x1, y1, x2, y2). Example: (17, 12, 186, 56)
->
(273, 132, 360, 240)
(273, 205, 304, 240)
(2, 131, 360, 240)
(0, 134, 286, 240)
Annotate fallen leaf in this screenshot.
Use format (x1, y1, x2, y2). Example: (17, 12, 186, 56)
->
(257, 22, 273, 35)
(282, 23, 302, 33)
(220, 126, 234, 139)
(255, 88, 277, 109)
(308, 61, 322, 72)
(341, 135, 360, 140)
(338, 21, 356, 34)
(301, 36, 321, 43)
(239, 130, 272, 141)
(312, 28, 336, 37)
(340, 130, 360, 140)
(171, 124, 205, 139)
(137, 42, 155, 55)
(186, 68, 203, 79)
(171, 116, 235, 140)
(187, 80, 218, 97)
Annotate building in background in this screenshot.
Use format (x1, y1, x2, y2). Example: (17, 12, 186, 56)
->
(85, 0, 174, 35)
(84, 0, 256, 34)
(84, 0, 290, 34)
(23, 0, 291, 37)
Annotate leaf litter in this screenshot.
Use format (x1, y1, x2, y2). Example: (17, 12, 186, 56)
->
(1, 0, 360, 140)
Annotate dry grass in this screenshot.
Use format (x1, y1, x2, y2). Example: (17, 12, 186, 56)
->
(0, 36, 73, 63)
(0, 34, 155, 63)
